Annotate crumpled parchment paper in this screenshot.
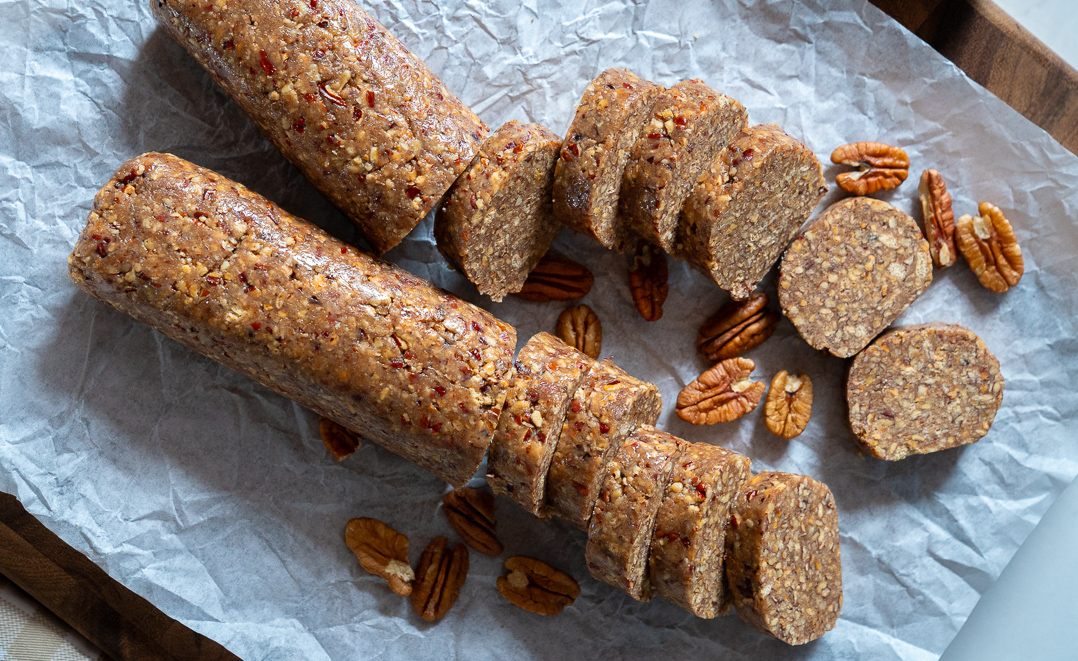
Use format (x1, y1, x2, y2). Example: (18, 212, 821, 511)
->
(2, 0, 1078, 659)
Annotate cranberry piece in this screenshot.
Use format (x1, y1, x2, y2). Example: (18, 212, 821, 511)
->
(258, 50, 276, 75)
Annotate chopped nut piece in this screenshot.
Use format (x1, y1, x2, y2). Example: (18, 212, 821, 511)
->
(411, 536, 469, 621)
(488, 333, 593, 516)
(555, 304, 602, 359)
(319, 416, 361, 461)
(778, 197, 932, 357)
(443, 488, 503, 557)
(513, 253, 594, 302)
(434, 120, 562, 301)
(648, 442, 751, 618)
(831, 142, 909, 195)
(696, 292, 780, 361)
(677, 358, 765, 425)
(543, 360, 663, 529)
(344, 517, 414, 597)
(918, 169, 956, 268)
(496, 555, 580, 616)
(955, 202, 1024, 293)
(627, 241, 670, 322)
(726, 472, 842, 645)
(848, 323, 1003, 460)
(764, 371, 813, 439)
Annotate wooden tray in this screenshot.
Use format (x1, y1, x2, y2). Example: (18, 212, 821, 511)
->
(3, 1, 1075, 658)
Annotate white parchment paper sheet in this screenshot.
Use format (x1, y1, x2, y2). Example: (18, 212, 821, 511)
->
(2, 0, 1078, 659)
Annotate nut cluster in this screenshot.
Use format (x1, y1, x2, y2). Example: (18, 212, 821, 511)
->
(344, 489, 577, 621)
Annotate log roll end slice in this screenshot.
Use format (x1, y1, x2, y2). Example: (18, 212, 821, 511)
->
(679, 124, 827, 300)
(553, 68, 664, 250)
(778, 197, 932, 357)
(70, 153, 515, 487)
(543, 359, 663, 529)
(726, 471, 842, 645)
(435, 120, 563, 301)
(585, 425, 687, 601)
(487, 332, 594, 515)
(620, 79, 748, 253)
(847, 323, 1003, 460)
(648, 442, 752, 617)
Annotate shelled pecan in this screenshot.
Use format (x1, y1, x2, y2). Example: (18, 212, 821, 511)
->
(344, 517, 414, 597)
(496, 555, 580, 616)
(555, 304, 602, 359)
(319, 416, 361, 461)
(764, 371, 814, 439)
(697, 292, 780, 361)
(411, 536, 469, 621)
(443, 487, 503, 557)
(627, 242, 669, 321)
(831, 142, 909, 195)
(955, 202, 1024, 293)
(918, 169, 956, 268)
(513, 253, 594, 302)
(676, 357, 765, 425)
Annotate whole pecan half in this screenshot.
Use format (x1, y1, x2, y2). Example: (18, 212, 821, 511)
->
(319, 416, 361, 461)
(443, 487, 503, 557)
(344, 517, 414, 597)
(627, 242, 669, 321)
(677, 357, 765, 425)
(764, 371, 813, 439)
(831, 142, 909, 195)
(696, 292, 780, 361)
(513, 253, 594, 302)
(555, 304, 602, 359)
(919, 169, 956, 268)
(956, 202, 1024, 293)
(411, 536, 469, 621)
(496, 555, 580, 616)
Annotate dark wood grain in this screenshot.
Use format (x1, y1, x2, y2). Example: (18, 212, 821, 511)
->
(0, 492, 241, 661)
(871, 0, 1078, 155)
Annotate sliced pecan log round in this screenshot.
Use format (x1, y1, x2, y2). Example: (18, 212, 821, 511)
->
(696, 292, 780, 361)
(677, 357, 765, 425)
(443, 487, 503, 557)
